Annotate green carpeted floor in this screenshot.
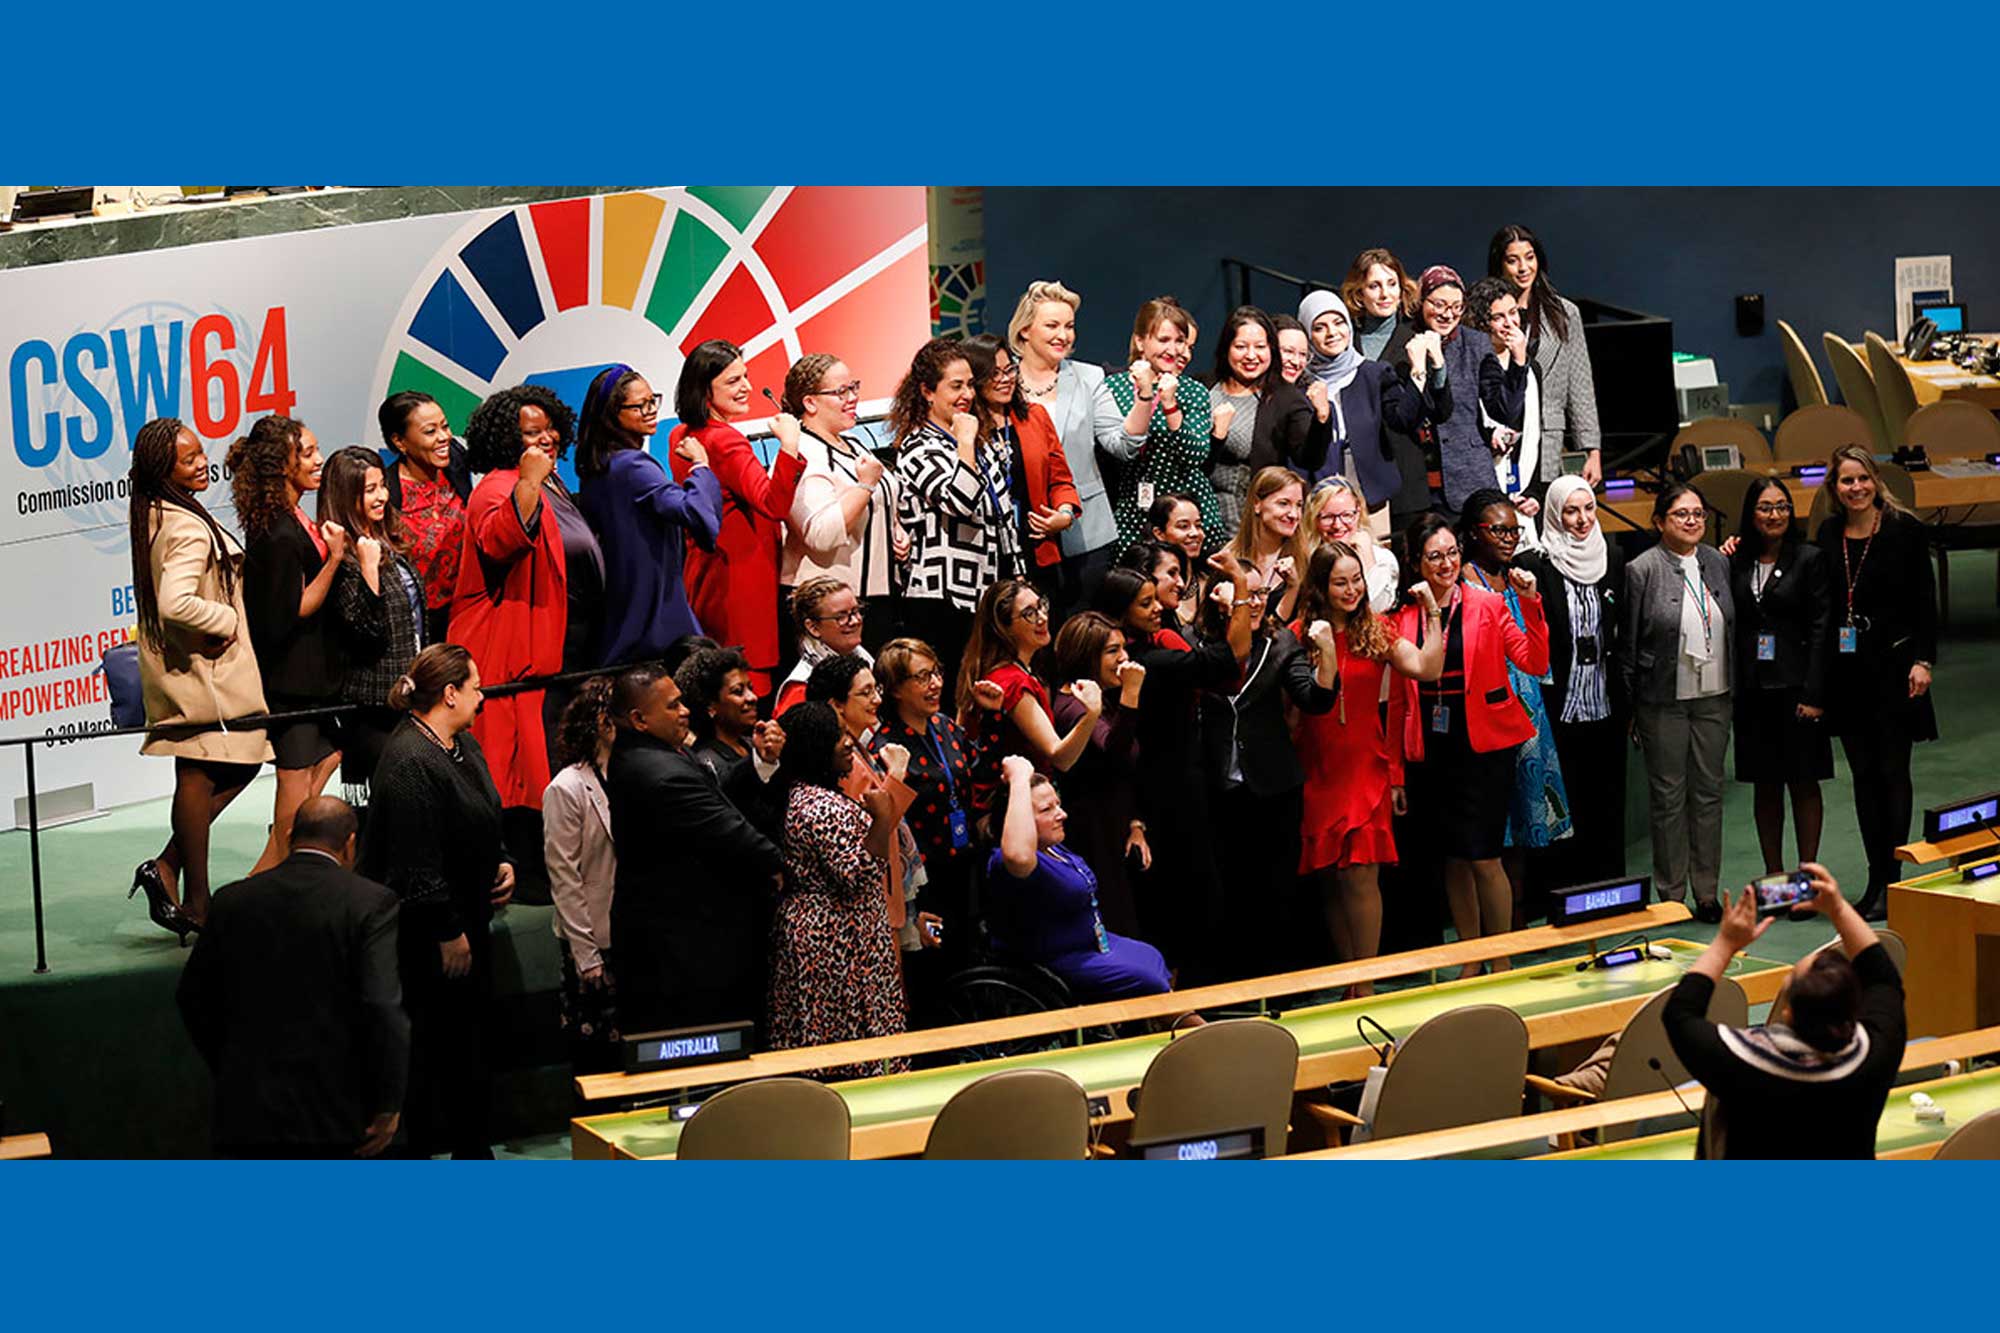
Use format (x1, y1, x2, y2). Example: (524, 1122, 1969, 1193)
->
(6, 551, 1998, 1157)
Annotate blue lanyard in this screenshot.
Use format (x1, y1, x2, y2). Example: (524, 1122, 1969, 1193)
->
(924, 716, 960, 809)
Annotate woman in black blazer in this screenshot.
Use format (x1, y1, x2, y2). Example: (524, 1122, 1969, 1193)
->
(1342, 248, 1433, 530)
(1728, 477, 1833, 875)
(1815, 446, 1938, 918)
(1515, 475, 1628, 887)
(229, 415, 346, 876)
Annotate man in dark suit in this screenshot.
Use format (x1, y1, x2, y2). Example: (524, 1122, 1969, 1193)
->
(605, 664, 785, 1038)
(177, 796, 407, 1158)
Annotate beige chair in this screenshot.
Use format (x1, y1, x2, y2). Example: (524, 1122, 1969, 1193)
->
(1366, 1004, 1530, 1142)
(1905, 400, 2000, 459)
(1777, 319, 1829, 408)
(1931, 1107, 2000, 1160)
(1806, 458, 1917, 530)
(676, 1077, 851, 1160)
(1682, 468, 1765, 547)
(1673, 417, 1774, 468)
(1527, 978, 1747, 1143)
(1127, 1019, 1298, 1157)
(1771, 404, 1876, 466)
(924, 1069, 1091, 1160)
(1768, 928, 1908, 1019)
(1822, 333, 1892, 451)
(1864, 332, 1921, 447)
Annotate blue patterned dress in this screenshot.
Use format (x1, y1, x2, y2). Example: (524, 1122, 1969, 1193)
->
(1478, 573, 1574, 849)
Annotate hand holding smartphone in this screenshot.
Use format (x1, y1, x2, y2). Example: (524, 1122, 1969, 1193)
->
(1751, 869, 1814, 915)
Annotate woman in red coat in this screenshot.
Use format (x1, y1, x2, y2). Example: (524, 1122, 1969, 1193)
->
(962, 333, 1081, 588)
(668, 339, 805, 696)
(448, 385, 570, 811)
(1390, 511, 1547, 973)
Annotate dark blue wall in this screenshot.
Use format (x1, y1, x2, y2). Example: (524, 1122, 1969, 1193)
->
(981, 187, 1997, 416)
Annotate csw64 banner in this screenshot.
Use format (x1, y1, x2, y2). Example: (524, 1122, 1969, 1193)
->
(0, 186, 930, 813)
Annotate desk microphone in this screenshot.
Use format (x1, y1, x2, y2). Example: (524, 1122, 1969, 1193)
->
(762, 387, 782, 412)
(1648, 1057, 1699, 1126)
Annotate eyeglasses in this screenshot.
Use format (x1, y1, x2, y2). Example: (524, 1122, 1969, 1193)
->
(1017, 602, 1050, 625)
(1753, 502, 1794, 517)
(988, 365, 1019, 380)
(850, 683, 882, 700)
(909, 667, 944, 685)
(1424, 300, 1465, 318)
(811, 382, 863, 401)
(1323, 508, 1360, 525)
(1423, 548, 1461, 565)
(1666, 508, 1707, 524)
(1241, 588, 1271, 603)
(1480, 523, 1523, 541)
(621, 395, 664, 415)
(814, 604, 867, 626)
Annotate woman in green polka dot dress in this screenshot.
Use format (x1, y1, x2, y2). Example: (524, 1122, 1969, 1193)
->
(1091, 295, 1222, 555)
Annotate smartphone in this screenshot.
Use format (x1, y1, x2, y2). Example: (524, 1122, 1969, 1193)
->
(1752, 870, 1815, 914)
(923, 919, 943, 944)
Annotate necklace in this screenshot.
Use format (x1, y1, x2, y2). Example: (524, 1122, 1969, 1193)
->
(1020, 364, 1059, 398)
(412, 714, 459, 760)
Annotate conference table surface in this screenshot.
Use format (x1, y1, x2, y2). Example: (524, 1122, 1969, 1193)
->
(1544, 1066, 2000, 1160)
(573, 940, 1786, 1160)
(1863, 336, 2000, 409)
(1601, 462, 2000, 531)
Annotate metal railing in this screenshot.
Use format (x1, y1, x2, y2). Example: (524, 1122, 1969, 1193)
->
(1220, 257, 1341, 314)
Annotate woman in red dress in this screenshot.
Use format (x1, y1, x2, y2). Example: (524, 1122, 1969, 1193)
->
(668, 340, 806, 696)
(1293, 542, 1443, 993)
(954, 577, 1102, 821)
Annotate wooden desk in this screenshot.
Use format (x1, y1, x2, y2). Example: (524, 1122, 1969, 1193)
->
(1890, 855, 2000, 1037)
(1856, 335, 2000, 410)
(0, 1133, 51, 1160)
(577, 903, 1694, 1105)
(1285, 1026, 2000, 1160)
(1602, 465, 2000, 531)
(572, 937, 1787, 1160)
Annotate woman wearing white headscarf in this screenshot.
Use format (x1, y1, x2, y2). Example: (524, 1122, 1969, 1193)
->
(1297, 290, 1435, 537)
(1515, 474, 1628, 884)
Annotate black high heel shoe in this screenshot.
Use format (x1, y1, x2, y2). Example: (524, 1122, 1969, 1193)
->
(130, 861, 197, 947)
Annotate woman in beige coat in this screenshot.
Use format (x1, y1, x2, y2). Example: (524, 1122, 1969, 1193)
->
(129, 417, 272, 939)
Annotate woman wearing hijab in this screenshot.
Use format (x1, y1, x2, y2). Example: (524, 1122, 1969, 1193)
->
(1513, 475, 1627, 885)
(1409, 266, 1494, 520)
(1296, 290, 1433, 537)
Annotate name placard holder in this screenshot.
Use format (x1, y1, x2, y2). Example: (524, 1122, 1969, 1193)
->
(622, 1021, 756, 1075)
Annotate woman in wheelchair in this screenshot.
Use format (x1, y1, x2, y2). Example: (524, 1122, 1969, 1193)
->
(985, 754, 1171, 1000)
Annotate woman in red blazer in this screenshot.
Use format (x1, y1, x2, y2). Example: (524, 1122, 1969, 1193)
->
(448, 386, 572, 811)
(964, 333, 1081, 581)
(1391, 511, 1547, 973)
(668, 340, 806, 696)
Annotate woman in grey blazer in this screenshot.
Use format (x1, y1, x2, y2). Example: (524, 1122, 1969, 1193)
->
(1622, 483, 1734, 922)
(1006, 281, 1119, 614)
(1490, 225, 1601, 489)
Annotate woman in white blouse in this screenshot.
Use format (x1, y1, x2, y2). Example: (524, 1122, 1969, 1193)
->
(543, 679, 620, 1070)
(1305, 477, 1400, 613)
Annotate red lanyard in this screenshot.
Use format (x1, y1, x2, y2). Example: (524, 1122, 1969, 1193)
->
(1841, 510, 1878, 627)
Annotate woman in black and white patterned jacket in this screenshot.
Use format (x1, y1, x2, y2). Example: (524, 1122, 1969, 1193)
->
(891, 337, 1024, 693)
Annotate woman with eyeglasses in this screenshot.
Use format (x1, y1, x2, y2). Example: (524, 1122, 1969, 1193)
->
(667, 339, 806, 697)
(1409, 266, 1493, 519)
(1293, 543, 1443, 988)
(963, 332, 1081, 595)
(955, 579, 1103, 819)
(1513, 475, 1629, 886)
(1623, 482, 1734, 923)
(1343, 249, 1437, 530)
(1489, 224, 1602, 489)
(1223, 467, 1312, 626)
(1306, 477, 1400, 613)
(577, 365, 723, 667)
(1297, 290, 1432, 535)
(1460, 490, 1572, 926)
(1205, 306, 1327, 542)
(892, 337, 1022, 695)
(1391, 512, 1548, 971)
(1094, 296, 1224, 553)
(1092, 550, 1253, 983)
(780, 354, 907, 652)
(1050, 612, 1149, 938)
(1815, 445, 1937, 919)
(1720, 477, 1835, 885)
(774, 576, 871, 717)
(872, 636, 1000, 1014)
(1007, 280, 1121, 616)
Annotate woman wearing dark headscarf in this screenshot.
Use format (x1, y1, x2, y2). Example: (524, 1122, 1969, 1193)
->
(1296, 291, 1432, 536)
(1411, 265, 1494, 519)
(576, 365, 723, 666)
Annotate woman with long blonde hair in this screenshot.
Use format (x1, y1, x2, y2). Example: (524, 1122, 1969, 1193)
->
(1224, 466, 1312, 624)
(1305, 476, 1400, 612)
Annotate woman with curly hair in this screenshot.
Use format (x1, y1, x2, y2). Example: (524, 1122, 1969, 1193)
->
(127, 417, 271, 937)
(576, 364, 722, 667)
(320, 445, 427, 799)
(542, 678, 620, 1071)
(892, 337, 1022, 692)
(668, 340, 805, 696)
(677, 644, 785, 836)
(1291, 543, 1442, 987)
(229, 414, 345, 875)
(447, 383, 576, 812)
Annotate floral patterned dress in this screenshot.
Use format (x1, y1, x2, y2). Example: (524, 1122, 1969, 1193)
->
(768, 782, 908, 1079)
(1468, 569, 1574, 850)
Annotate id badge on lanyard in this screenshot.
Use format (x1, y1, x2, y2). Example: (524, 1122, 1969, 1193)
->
(928, 718, 970, 849)
(1431, 704, 1451, 734)
(1839, 625, 1858, 654)
(1757, 633, 1777, 662)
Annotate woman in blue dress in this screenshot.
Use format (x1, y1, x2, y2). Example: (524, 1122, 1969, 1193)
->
(985, 755, 1171, 998)
(1458, 489, 1572, 926)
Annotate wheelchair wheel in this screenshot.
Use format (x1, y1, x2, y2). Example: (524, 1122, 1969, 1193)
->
(939, 964, 1076, 1061)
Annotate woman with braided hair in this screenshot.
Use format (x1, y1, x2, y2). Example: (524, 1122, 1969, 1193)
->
(127, 417, 272, 938)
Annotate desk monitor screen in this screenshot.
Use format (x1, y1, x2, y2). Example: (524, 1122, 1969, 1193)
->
(1924, 793, 2000, 843)
(1133, 1127, 1265, 1161)
(1964, 860, 2000, 884)
(1550, 876, 1650, 927)
(1916, 300, 1965, 334)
